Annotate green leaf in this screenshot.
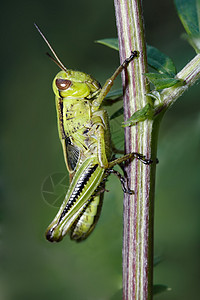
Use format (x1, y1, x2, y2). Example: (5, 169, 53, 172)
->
(95, 38, 119, 50)
(146, 45, 176, 76)
(174, 0, 200, 35)
(153, 284, 170, 295)
(110, 107, 124, 120)
(174, 0, 200, 52)
(146, 46, 183, 90)
(105, 88, 123, 99)
(145, 73, 183, 90)
(182, 32, 200, 53)
(122, 103, 154, 127)
(103, 89, 123, 107)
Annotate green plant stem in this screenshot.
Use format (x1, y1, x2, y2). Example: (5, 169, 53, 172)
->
(114, 1, 157, 299)
(114, 1, 200, 299)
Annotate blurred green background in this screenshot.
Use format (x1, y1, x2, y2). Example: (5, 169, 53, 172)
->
(1, 0, 200, 299)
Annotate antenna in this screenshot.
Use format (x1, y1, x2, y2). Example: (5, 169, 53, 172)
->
(34, 23, 67, 72)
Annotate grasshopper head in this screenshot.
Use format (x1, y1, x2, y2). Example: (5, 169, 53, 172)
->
(34, 24, 101, 100)
(53, 70, 101, 99)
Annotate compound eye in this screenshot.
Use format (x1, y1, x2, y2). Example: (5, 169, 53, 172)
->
(56, 78, 72, 90)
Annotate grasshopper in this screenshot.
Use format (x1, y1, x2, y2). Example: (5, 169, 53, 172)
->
(35, 24, 152, 242)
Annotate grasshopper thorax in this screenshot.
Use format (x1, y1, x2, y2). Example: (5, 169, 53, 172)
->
(53, 70, 101, 99)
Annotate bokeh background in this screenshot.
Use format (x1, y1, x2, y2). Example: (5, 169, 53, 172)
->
(1, 0, 200, 299)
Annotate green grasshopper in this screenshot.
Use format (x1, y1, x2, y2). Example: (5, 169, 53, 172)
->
(35, 24, 152, 242)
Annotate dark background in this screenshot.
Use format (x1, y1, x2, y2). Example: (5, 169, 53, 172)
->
(1, 0, 200, 299)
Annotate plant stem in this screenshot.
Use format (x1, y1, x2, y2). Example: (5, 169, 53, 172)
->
(114, 1, 200, 299)
(114, 1, 157, 299)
